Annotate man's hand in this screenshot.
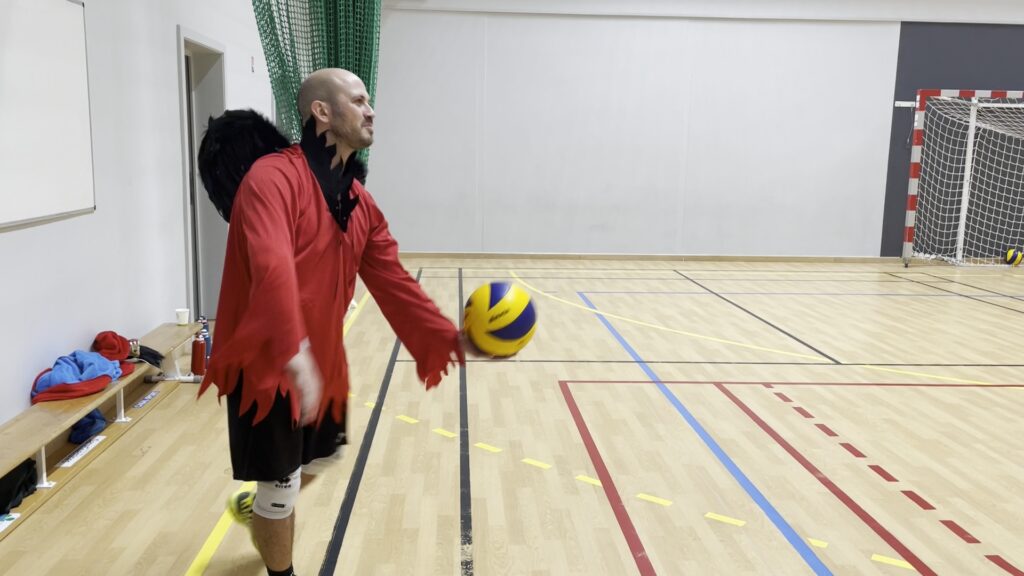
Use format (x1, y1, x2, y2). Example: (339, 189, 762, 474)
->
(286, 340, 322, 426)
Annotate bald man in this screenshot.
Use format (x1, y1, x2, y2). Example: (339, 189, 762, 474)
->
(198, 69, 465, 576)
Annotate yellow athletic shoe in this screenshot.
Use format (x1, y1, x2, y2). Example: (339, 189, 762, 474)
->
(227, 489, 254, 525)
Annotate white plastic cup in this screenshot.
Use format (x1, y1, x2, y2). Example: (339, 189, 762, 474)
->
(175, 308, 190, 325)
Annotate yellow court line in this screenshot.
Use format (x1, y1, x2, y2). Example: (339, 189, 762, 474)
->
(186, 293, 370, 575)
(511, 271, 995, 386)
(871, 554, 914, 570)
(860, 364, 991, 385)
(637, 493, 673, 506)
(396, 415, 419, 424)
(432, 427, 457, 438)
(343, 292, 371, 332)
(576, 475, 602, 487)
(704, 512, 746, 527)
(807, 538, 829, 549)
(184, 481, 256, 576)
(474, 442, 503, 453)
(510, 271, 823, 361)
(521, 458, 552, 470)
(364, 401, 376, 408)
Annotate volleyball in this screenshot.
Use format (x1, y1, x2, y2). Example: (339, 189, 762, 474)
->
(464, 282, 537, 357)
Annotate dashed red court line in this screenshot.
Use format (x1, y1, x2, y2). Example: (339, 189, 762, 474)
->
(816, 424, 839, 437)
(840, 443, 865, 458)
(756, 381, 1023, 575)
(902, 491, 935, 511)
(713, 382, 937, 576)
(989, 555, 1024, 576)
(563, 379, 1024, 575)
(941, 520, 980, 544)
(868, 465, 898, 483)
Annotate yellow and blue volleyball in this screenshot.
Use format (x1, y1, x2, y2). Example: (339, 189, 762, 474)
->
(1006, 248, 1023, 266)
(464, 282, 537, 357)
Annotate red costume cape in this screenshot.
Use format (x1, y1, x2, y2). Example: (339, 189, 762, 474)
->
(198, 145, 461, 424)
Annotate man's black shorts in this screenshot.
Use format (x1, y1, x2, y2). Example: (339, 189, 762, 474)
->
(226, 377, 346, 481)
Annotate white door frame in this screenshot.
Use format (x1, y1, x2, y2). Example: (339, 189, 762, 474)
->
(176, 25, 226, 318)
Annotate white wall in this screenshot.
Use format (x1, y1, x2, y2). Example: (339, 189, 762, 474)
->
(383, 0, 1024, 25)
(369, 9, 900, 255)
(0, 0, 272, 425)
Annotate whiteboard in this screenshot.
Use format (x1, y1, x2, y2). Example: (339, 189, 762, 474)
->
(0, 0, 95, 230)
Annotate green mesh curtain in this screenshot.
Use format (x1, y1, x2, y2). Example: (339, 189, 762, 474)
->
(252, 0, 382, 157)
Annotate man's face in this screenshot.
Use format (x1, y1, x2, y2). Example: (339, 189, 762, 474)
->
(323, 75, 375, 152)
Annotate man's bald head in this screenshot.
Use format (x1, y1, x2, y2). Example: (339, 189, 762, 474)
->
(296, 68, 376, 159)
(298, 68, 364, 122)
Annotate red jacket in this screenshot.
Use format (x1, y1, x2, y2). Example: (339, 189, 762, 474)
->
(199, 146, 461, 425)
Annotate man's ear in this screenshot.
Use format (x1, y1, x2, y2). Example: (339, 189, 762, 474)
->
(311, 100, 331, 124)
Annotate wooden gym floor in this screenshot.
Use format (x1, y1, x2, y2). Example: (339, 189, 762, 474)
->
(1, 257, 1022, 575)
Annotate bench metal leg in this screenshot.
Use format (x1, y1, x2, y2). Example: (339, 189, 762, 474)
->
(114, 389, 132, 423)
(36, 448, 55, 489)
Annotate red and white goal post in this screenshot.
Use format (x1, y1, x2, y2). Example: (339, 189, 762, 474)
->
(902, 89, 1024, 266)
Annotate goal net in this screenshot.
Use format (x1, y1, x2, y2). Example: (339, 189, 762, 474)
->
(908, 95, 1024, 265)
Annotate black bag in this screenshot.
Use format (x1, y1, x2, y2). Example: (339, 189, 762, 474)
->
(0, 459, 37, 515)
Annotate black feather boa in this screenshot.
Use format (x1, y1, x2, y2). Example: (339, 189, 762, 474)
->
(298, 117, 364, 233)
(197, 109, 367, 234)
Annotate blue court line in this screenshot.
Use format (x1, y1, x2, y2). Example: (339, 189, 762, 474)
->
(577, 291, 833, 576)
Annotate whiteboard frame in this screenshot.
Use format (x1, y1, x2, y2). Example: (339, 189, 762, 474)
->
(0, 0, 97, 233)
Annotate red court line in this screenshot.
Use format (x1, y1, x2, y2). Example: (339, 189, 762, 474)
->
(815, 424, 839, 437)
(940, 520, 980, 544)
(793, 407, 814, 419)
(775, 393, 793, 403)
(840, 443, 866, 458)
(714, 383, 937, 576)
(766, 383, 1022, 571)
(559, 381, 657, 576)
(902, 491, 935, 511)
(564, 380, 1024, 388)
(869, 465, 898, 483)
(988, 555, 1024, 576)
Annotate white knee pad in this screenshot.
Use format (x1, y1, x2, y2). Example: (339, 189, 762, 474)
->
(253, 468, 301, 520)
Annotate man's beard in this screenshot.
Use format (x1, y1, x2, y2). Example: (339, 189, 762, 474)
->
(332, 123, 372, 151)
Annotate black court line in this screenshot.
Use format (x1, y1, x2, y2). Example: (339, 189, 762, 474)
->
(398, 359, 828, 366)
(421, 287, 1024, 298)
(418, 265, 906, 274)
(394, 358, 1024, 367)
(918, 271, 1024, 303)
(424, 275, 683, 281)
(675, 271, 842, 364)
(319, 268, 423, 576)
(458, 268, 474, 576)
(684, 278, 934, 283)
(888, 272, 1024, 316)
(579, 290, 1024, 298)
(423, 275, 919, 283)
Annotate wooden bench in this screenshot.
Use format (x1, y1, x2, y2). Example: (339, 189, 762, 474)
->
(0, 322, 199, 532)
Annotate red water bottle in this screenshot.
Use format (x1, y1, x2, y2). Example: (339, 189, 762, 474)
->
(191, 335, 206, 376)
